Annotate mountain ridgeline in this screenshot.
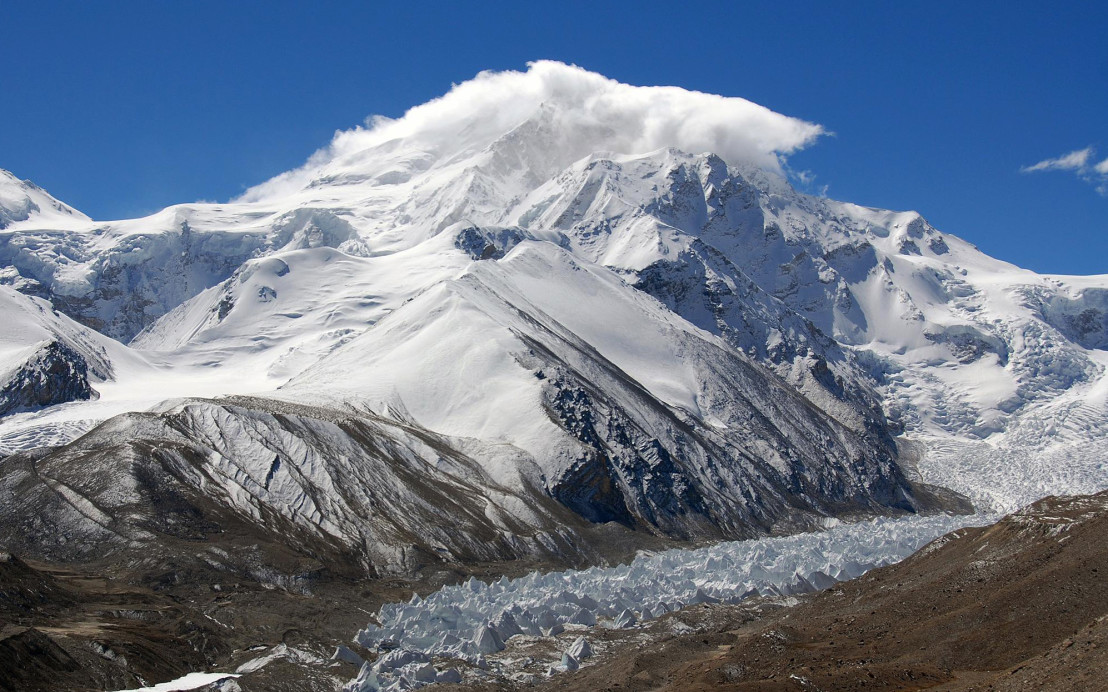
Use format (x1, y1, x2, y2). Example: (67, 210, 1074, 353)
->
(0, 63, 1103, 585)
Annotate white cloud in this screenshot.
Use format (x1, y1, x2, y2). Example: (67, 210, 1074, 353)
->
(237, 61, 824, 203)
(1021, 146, 1108, 196)
(1021, 147, 1093, 173)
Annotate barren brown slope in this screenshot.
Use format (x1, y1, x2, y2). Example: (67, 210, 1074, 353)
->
(477, 490, 1108, 691)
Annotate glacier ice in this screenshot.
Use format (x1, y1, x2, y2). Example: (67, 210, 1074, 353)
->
(346, 511, 988, 691)
(567, 636, 592, 661)
(559, 652, 579, 672)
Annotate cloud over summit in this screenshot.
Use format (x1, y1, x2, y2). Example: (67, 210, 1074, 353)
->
(239, 61, 824, 202)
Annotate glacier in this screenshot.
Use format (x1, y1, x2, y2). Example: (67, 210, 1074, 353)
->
(344, 512, 991, 691)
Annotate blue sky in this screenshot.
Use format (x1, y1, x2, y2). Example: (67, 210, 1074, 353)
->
(1, 1, 1105, 274)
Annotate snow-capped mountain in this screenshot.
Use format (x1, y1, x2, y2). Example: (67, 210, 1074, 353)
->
(0, 62, 1105, 579)
(0, 169, 88, 230)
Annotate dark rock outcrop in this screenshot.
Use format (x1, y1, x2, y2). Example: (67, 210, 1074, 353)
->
(0, 340, 96, 416)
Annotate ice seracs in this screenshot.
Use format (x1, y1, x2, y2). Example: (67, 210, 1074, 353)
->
(567, 636, 592, 661)
(346, 512, 984, 690)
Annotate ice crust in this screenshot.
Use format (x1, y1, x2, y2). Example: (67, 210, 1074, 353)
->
(346, 512, 986, 691)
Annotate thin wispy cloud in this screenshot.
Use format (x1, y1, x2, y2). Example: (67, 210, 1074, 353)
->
(784, 164, 830, 198)
(1021, 147, 1108, 195)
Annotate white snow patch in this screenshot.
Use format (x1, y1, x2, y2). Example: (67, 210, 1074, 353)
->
(109, 672, 239, 692)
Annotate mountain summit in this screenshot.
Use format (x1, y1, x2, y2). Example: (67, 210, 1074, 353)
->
(0, 62, 1104, 581)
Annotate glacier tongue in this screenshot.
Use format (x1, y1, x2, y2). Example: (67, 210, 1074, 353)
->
(346, 512, 987, 691)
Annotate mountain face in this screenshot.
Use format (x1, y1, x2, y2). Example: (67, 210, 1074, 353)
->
(0, 340, 96, 416)
(0, 397, 600, 578)
(0, 62, 1104, 585)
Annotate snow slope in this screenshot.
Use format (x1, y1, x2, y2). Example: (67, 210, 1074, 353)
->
(279, 239, 916, 537)
(0, 169, 88, 230)
(0, 285, 148, 430)
(0, 285, 119, 380)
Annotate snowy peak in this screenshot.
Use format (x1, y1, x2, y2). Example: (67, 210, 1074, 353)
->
(0, 169, 89, 229)
(0, 62, 1105, 553)
(238, 61, 823, 204)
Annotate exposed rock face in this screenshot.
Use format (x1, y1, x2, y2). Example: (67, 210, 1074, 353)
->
(537, 353, 914, 541)
(633, 240, 890, 437)
(0, 397, 605, 579)
(0, 391, 946, 584)
(453, 225, 530, 261)
(0, 340, 96, 416)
